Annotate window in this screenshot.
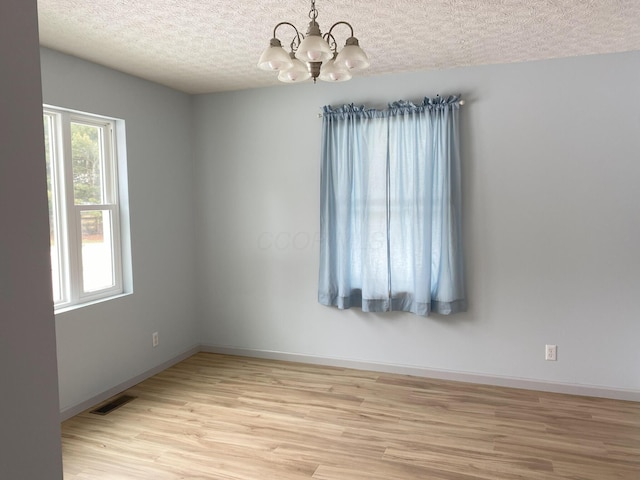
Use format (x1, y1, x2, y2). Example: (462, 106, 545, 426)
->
(43, 106, 128, 310)
(318, 98, 466, 316)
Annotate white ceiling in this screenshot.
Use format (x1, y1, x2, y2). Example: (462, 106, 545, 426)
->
(37, 0, 640, 94)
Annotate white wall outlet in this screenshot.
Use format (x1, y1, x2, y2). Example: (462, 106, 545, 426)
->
(545, 344, 557, 361)
(152, 331, 159, 347)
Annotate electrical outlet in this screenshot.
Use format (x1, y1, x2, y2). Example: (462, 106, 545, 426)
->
(152, 332, 159, 347)
(545, 344, 557, 361)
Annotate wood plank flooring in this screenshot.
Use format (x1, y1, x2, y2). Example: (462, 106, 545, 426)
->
(61, 353, 640, 479)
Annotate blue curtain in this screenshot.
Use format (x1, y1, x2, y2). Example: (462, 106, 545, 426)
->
(318, 96, 466, 316)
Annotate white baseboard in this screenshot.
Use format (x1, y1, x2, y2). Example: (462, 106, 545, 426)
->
(60, 343, 639, 421)
(201, 344, 640, 402)
(59, 345, 200, 422)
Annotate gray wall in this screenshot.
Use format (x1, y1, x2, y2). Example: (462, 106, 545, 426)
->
(37, 46, 640, 418)
(193, 51, 640, 393)
(40, 48, 199, 414)
(0, 2, 63, 478)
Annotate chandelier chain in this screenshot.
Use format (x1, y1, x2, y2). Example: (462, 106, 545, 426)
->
(309, 0, 319, 21)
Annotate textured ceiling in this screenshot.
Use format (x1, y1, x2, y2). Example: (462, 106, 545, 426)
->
(37, 0, 640, 94)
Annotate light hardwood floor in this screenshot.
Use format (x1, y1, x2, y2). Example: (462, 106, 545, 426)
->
(61, 353, 640, 479)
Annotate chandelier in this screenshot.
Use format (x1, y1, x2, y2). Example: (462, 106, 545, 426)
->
(257, 0, 370, 83)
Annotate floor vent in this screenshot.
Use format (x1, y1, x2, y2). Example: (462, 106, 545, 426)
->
(90, 395, 136, 415)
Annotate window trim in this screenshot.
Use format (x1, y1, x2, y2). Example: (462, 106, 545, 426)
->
(44, 105, 127, 310)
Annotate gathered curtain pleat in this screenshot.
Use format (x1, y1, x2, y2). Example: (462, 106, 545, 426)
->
(318, 96, 466, 316)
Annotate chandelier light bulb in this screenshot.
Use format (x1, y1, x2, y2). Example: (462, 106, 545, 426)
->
(295, 22, 332, 63)
(278, 54, 312, 83)
(319, 56, 352, 82)
(257, 38, 293, 71)
(335, 37, 370, 70)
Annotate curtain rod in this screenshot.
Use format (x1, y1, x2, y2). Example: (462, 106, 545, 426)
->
(317, 100, 464, 118)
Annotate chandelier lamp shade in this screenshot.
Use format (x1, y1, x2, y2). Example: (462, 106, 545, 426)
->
(258, 0, 370, 83)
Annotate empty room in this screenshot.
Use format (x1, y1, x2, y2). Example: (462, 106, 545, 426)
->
(1, 1, 639, 479)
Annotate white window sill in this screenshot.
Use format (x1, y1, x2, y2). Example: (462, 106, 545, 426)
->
(54, 292, 133, 315)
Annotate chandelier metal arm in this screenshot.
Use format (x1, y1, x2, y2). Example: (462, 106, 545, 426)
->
(326, 21, 355, 40)
(272, 22, 302, 41)
(271, 21, 305, 51)
(323, 32, 338, 54)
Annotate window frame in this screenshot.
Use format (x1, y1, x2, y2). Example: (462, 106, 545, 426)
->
(44, 106, 125, 310)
